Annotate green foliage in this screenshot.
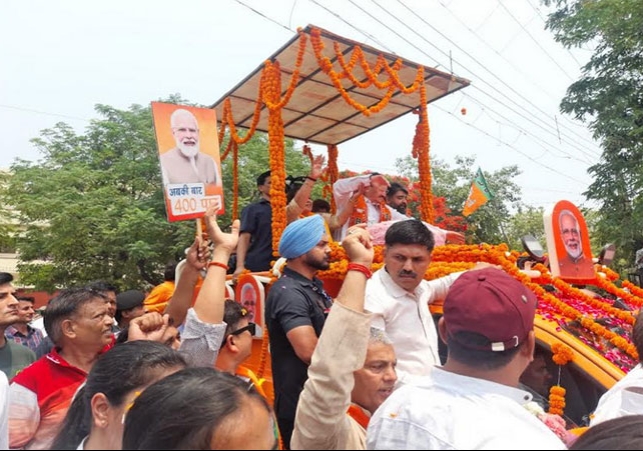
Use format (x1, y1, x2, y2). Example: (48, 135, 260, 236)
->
(217, 134, 311, 228)
(542, 0, 643, 273)
(0, 97, 310, 292)
(396, 155, 524, 245)
(504, 206, 546, 252)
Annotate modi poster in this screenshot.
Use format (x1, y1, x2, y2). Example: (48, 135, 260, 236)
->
(543, 200, 596, 283)
(151, 102, 224, 222)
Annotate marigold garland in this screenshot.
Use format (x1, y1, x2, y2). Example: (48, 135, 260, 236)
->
(549, 386, 566, 416)
(232, 141, 239, 219)
(215, 27, 643, 396)
(623, 280, 643, 299)
(324, 144, 339, 213)
(321, 241, 640, 363)
(551, 343, 574, 365)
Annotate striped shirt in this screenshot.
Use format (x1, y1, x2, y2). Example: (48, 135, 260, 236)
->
(5, 325, 44, 353)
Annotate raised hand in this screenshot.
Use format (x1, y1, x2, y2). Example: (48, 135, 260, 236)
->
(185, 237, 210, 272)
(128, 312, 171, 343)
(310, 154, 326, 180)
(203, 204, 240, 254)
(342, 224, 373, 266)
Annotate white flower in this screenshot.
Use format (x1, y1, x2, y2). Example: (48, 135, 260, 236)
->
(524, 401, 545, 416)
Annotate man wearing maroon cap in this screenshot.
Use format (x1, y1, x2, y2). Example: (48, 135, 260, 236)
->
(367, 268, 566, 450)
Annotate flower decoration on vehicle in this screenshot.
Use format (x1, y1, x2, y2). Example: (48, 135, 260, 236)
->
(319, 241, 641, 371)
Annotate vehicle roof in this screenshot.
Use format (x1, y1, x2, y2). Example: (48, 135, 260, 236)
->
(210, 24, 470, 145)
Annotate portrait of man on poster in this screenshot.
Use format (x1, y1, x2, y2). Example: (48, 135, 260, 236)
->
(557, 209, 595, 279)
(160, 108, 221, 186)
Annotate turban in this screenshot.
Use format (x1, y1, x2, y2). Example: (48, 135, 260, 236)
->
(279, 215, 326, 259)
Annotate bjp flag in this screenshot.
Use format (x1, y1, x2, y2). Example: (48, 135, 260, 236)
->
(462, 168, 494, 217)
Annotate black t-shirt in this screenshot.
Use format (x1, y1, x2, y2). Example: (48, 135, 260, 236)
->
(265, 267, 333, 420)
(239, 199, 273, 271)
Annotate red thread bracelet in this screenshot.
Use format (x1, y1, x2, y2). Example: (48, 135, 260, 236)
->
(208, 261, 229, 271)
(347, 263, 372, 279)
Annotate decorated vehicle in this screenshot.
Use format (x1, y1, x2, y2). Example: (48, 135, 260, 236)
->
(204, 24, 639, 427)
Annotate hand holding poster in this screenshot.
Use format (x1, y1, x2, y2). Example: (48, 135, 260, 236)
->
(151, 102, 225, 221)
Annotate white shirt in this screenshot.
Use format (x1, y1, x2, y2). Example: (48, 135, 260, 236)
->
(365, 268, 461, 379)
(366, 367, 566, 450)
(332, 175, 447, 243)
(591, 364, 643, 425)
(30, 317, 47, 337)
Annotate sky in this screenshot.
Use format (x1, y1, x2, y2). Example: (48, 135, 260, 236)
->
(0, 0, 601, 211)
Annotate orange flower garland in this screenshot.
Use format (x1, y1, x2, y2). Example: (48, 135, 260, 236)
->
(549, 386, 566, 416)
(547, 343, 572, 416)
(623, 280, 643, 299)
(551, 343, 574, 365)
(413, 88, 434, 223)
(255, 29, 308, 254)
(232, 141, 239, 219)
(262, 61, 288, 256)
(324, 144, 339, 213)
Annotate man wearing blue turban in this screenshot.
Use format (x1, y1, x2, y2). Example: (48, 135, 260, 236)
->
(265, 214, 333, 449)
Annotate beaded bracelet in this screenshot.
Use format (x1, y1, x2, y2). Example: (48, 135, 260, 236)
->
(208, 261, 229, 271)
(347, 263, 372, 279)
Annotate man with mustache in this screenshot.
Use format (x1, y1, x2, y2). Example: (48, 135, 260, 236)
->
(265, 214, 333, 448)
(160, 108, 220, 186)
(365, 220, 489, 382)
(332, 173, 464, 245)
(9, 287, 115, 449)
(557, 210, 595, 279)
(367, 268, 566, 449)
(292, 225, 397, 450)
(0, 273, 36, 379)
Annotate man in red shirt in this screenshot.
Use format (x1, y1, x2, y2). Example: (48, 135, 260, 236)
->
(9, 287, 114, 450)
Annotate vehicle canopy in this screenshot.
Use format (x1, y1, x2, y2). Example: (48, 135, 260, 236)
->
(209, 24, 639, 426)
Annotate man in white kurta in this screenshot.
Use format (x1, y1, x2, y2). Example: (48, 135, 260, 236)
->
(367, 268, 566, 450)
(332, 174, 451, 245)
(365, 219, 467, 380)
(366, 268, 459, 378)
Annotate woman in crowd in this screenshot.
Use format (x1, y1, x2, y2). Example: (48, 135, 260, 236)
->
(122, 366, 278, 450)
(50, 341, 187, 449)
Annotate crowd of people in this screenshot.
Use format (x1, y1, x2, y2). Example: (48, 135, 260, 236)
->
(1, 159, 642, 450)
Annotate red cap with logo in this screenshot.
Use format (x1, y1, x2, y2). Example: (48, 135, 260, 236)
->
(444, 267, 538, 352)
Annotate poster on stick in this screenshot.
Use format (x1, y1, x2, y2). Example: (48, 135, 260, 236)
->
(151, 102, 224, 221)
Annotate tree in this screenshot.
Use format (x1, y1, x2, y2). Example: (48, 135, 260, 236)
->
(504, 206, 546, 252)
(543, 0, 643, 274)
(396, 155, 524, 244)
(218, 134, 312, 228)
(1, 96, 309, 292)
(0, 171, 18, 253)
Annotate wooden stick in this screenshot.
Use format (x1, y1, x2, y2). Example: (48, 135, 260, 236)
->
(196, 218, 203, 244)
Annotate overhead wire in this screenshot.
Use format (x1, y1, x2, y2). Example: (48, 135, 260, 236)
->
(524, 0, 584, 68)
(0, 104, 91, 122)
(233, 0, 294, 32)
(345, 0, 599, 161)
(385, 0, 601, 158)
(306, 0, 405, 63)
(432, 102, 590, 184)
(229, 0, 594, 187)
(437, 0, 592, 135)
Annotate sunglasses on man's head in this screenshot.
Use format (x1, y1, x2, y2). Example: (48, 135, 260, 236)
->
(230, 322, 256, 337)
